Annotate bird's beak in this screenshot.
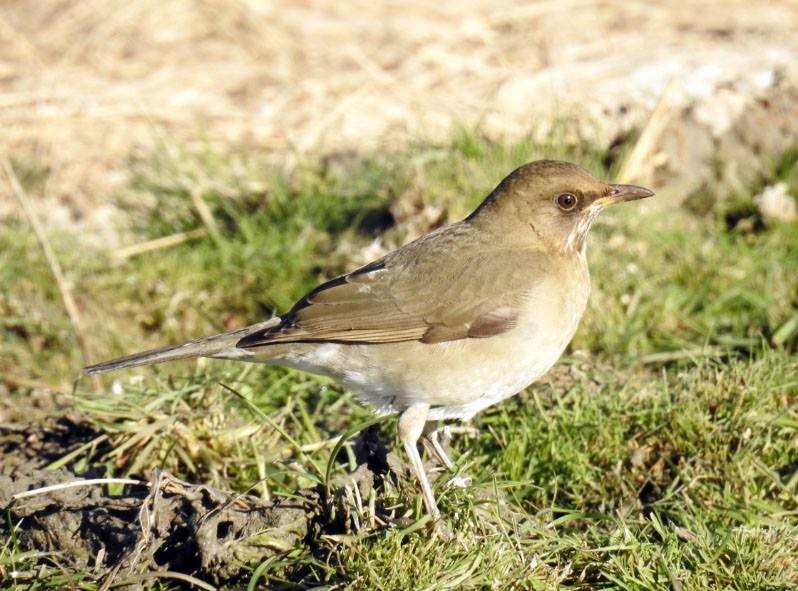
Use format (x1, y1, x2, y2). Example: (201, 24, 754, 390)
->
(593, 184, 655, 208)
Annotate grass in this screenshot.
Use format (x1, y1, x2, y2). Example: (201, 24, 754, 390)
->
(1, 130, 797, 589)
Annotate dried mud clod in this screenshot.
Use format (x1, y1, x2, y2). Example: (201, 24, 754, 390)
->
(0, 425, 410, 587)
(1, 468, 310, 587)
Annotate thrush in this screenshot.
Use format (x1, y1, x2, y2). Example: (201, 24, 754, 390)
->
(85, 160, 653, 536)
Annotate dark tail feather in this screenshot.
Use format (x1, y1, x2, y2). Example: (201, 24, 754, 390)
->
(83, 318, 281, 375)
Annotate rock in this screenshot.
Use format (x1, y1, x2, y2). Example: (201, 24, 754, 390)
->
(755, 182, 798, 224)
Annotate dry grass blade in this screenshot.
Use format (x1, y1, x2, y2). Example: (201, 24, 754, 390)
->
(617, 78, 681, 185)
(110, 227, 208, 261)
(108, 570, 217, 591)
(190, 190, 221, 242)
(11, 478, 148, 502)
(2, 157, 101, 390)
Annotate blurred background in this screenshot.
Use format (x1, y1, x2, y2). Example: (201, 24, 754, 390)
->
(1, 1, 797, 588)
(2, 0, 797, 229)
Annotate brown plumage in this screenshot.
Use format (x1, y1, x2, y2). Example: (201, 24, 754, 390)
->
(237, 224, 539, 347)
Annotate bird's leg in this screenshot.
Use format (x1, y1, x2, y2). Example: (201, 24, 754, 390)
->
(398, 403, 451, 539)
(422, 421, 455, 470)
(398, 404, 438, 518)
(422, 422, 472, 489)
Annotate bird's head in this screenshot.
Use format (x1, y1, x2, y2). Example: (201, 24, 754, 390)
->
(469, 160, 654, 254)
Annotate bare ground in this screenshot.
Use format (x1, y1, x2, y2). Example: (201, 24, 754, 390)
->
(0, 423, 403, 587)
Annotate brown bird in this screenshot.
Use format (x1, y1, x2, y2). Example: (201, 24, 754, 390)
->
(85, 160, 653, 537)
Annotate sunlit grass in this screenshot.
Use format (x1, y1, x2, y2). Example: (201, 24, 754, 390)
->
(1, 130, 797, 589)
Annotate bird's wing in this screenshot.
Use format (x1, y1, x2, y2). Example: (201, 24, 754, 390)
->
(237, 223, 547, 348)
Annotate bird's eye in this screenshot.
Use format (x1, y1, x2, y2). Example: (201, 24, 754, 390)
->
(556, 193, 577, 211)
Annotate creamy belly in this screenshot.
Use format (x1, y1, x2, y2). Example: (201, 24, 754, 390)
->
(271, 260, 591, 421)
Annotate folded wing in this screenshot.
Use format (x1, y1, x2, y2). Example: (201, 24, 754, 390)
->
(237, 223, 546, 348)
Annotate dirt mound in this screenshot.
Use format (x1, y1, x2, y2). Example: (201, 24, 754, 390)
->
(2, 467, 310, 587)
(0, 423, 402, 587)
(0, 415, 105, 472)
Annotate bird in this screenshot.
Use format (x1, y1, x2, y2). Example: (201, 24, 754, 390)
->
(84, 160, 653, 537)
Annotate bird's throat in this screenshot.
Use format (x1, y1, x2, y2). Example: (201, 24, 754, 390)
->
(566, 207, 602, 254)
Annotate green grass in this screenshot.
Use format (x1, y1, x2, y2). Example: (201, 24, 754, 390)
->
(1, 130, 797, 589)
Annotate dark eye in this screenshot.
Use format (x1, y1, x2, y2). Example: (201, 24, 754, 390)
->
(556, 193, 577, 211)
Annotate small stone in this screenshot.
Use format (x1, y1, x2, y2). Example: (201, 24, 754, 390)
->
(755, 183, 798, 224)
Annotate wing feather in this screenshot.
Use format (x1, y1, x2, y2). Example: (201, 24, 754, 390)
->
(237, 223, 547, 348)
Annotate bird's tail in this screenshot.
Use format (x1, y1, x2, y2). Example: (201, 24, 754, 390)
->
(83, 317, 281, 375)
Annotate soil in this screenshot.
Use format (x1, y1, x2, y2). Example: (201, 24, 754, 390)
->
(0, 415, 104, 469)
(1, 467, 311, 587)
(0, 423, 402, 588)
